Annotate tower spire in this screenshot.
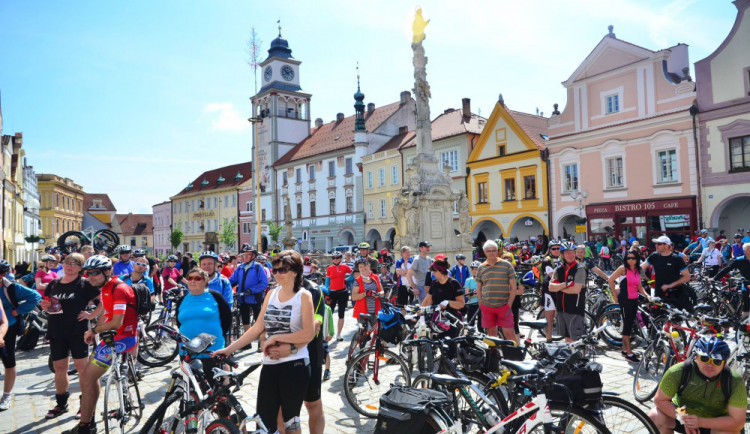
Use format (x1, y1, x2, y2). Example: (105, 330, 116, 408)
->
(354, 62, 366, 132)
(277, 19, 281, 37)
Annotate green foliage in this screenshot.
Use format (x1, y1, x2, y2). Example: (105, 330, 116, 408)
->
(266, 221, 283, 243)
(220, 217, 238, 250)
(170, 228, 184, 249)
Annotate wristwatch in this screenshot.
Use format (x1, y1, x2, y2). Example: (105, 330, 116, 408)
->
(290, 343, 298, 354)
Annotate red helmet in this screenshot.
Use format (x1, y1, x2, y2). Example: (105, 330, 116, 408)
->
(304, 256, 311, 264)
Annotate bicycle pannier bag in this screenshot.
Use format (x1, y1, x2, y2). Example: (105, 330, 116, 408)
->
(374, 386, 451, 433)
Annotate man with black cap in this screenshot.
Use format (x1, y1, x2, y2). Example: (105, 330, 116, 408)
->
(407, 241, 433, 303)
(228, 245, 269, 348)
(642, 235, 692, 310)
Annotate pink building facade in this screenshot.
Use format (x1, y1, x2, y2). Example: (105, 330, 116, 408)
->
(237, 186, 265, 252)
(152, 201, 172, 256)
(547, 28, 698, 250)
(695, 0, 750, 236)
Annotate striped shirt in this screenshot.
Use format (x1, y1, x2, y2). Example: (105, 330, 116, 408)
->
(476, 259, 515, 307)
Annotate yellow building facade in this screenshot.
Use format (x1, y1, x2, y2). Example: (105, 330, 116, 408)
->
(467, 99, 550, 244)
(36, 174, 84, 244)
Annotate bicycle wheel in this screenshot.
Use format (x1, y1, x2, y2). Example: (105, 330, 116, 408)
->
(528, 402, 610, 433)
(343, 348, 411, 418)
(205, 417, 240, 434)
(597, 395, 658, 434)
(138, 391, 182, 434)
(519, 293, 542, 315)
(138, 324, 180, 367)
(457, 372, 508, 432)
(103, 372, 125, 434)
(596, 306, 624, 348)
(346, 329, 362, 364)
(126, 356, 144, 422)
(633, 342, 669, 403)
(417, 342, 436, 373)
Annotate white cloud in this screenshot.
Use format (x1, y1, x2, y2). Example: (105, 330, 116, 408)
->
(203, 102, 249, 132)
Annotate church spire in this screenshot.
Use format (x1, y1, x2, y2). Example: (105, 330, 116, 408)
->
(354, 62, 366, 132)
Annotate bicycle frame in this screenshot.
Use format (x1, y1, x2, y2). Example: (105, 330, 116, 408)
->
(485, 394, 554, 434)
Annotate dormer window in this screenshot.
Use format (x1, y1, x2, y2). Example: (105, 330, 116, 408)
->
(92, 199, 102, 209)
(201, 178, 209, 186)
(217, 175, 225, 184)
(235, 172, 243, 181)
(605, 94, 620, 114)
(186, 183, 193, 191)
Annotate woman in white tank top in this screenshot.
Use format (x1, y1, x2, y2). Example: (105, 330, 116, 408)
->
(213, 250, 314, 433)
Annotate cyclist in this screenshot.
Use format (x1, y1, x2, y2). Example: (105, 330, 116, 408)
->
(407, 241, 433, 304)
(161, 255, 181, 294)
(351, 258, 385, 325)
(712, 242, 750, 318)
(355, 242, 380, 271)
(451, 254, 470, 288)
(477, 240, 519, 342)
(730, 234, 744, 259)
(464, 261, 481, 327)
(199, 251, 233, 308)
(35, 254, 59, 297)
(63, 255, 138, 434)
(540, 240, 562, 341)
(0, 259, 42, 411)
(496, 240, 517, 266)
(112, 245, 134, 275)
(696, 239, 725, 278)
(575, 244, 609, 281)
(648, 336, 747, 434)
(394, 246, 414, 306)
(607, 250, 650, 363)
(228, 246, 269, 348)
(643, 235, 692, 311)
(548, 241, 586, 342)
(421, 256, 465, 338)
(120, 256, 154, 301)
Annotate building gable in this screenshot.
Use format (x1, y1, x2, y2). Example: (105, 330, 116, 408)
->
(469, 102, 542, 163)
(564, 35, 653, 85)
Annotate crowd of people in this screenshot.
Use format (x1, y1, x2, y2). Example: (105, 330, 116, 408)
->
(0, 226, 748, 433)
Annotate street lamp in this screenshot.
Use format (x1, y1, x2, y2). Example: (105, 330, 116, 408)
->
(569, 189, 589, 217)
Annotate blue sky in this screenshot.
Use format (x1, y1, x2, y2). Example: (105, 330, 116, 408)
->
(0, 0, 738, 214)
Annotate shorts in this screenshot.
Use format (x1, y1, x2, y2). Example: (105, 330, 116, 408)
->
(543, 293, 556, 312)
(50, 333, 90, 361)
(0, 322, 19, 369)
(90, 336, 137, 370)
(305, 352, 322, 402)
(328, 290, 349, 319)
(673, 418, 711, 434)
(480, 304, 514, 329)
(415, 286, 427, 304)
(257, 358, 311, 432)
(239, 302, 262, 326)
(556, 312, 585, 340)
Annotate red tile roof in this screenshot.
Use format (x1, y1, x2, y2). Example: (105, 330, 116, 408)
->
(377, 130, 415, 153)
(507, 110, 549, 150)
(274, 100, 407, 166)
(116, 213, 153, 236)
(173, 161, 253, 197)
(399, 108, 486, 150)
(84, 193, 117, 212)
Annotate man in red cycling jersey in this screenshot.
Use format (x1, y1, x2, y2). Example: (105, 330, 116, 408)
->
(63, 255, 138, 434)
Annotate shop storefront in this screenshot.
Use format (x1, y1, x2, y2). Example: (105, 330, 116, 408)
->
(585, 196, 696, 251)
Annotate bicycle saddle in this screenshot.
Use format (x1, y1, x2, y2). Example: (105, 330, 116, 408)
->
(359, 313, 373, 322)
(481, 336, 516, 348)
(500, 359, 539, 374)
(425, 373, 472, 387)
(519, 319, 548, 330)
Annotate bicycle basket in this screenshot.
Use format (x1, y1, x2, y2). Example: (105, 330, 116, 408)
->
(378, 307, 406, 345)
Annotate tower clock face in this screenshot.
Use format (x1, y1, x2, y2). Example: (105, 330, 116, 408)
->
(264, 66, 272, 82)
(281, 65, 295, 81)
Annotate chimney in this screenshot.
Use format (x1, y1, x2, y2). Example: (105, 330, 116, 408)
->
(400, 91, 411, 104)
(314, 118, 323, 128)
(336, 113, 344, 122)
(462, 98, 471, 118)
(398, 126, 408, 134)
(367, 102, 375, 112)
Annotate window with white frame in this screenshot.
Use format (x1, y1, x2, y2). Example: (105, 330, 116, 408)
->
(243, 222, 251, 234)
(328, 161, 335, 178)
(345, 158, 353, 175)
(367, 201, 374, 219)
(346, 196, 353, 213)
(392, 165, 399, 184)
(246, 201, 253, 212)
(379, 169, 385, 187)
(441, 150, 458, 172)
(606, 157, 623, 188)
(282, 171, 288, 186)
(296, 168, 301, 182)
(729, 135, 750, 171)
(308, 165, 315, 181)
(379, 199, 386, 218)
(657, 149, 678, 183)
(367, 171, 373, 189)
(605, 94, 620, 114)
(214, 197, 217, 209)
(563, 163, 579, 192)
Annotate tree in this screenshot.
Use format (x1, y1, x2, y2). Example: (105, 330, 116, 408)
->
(220, 217, 238, 251)
(266, 221, 283, 246)
(170, 228, 184, 251)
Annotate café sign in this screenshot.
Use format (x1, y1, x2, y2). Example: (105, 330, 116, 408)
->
(586, 198, 694, 216)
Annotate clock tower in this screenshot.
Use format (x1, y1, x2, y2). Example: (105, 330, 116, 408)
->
(251, 29, 311, 222)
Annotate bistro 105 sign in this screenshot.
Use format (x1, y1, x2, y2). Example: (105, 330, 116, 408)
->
(586, 197, 694, 216)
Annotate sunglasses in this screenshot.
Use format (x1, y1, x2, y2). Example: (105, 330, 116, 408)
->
(87, 270, 103, 277)
(627, 257, 638, 261)
(186, 275, 204, 282)
(62, 261, 80, 266)
(697, 355, 724, 366)
(550, 248, 560, 251)
(134, 262, 148, 267)
(272, 267, 290, 275)
(654, 242, 665, 246)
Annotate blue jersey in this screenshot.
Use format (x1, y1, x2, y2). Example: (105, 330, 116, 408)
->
(119, 274, 154, 293)
(113, 260, 134, 276)
(177, 291, 225, 357)
(207, 273, 233, 308)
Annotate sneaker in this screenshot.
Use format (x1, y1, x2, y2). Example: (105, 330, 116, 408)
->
(323, 369, 331, 381)
(46, 403, 70, 419)
(75, 410, 81, 419)
(62, 422, 97, 434)
(0, 394, 10, 411)
(625, 353, 641, 364)
(621, 351, 627, 357)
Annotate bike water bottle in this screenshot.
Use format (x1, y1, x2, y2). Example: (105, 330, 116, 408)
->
(481, 406, 499, 425)
(185, 415, 198, 433)
(671, 330, 684, 353)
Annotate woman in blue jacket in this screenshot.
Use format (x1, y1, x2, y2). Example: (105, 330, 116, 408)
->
(0, 259, 42, 411)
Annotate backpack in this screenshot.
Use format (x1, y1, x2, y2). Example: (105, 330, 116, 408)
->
(677, 357, 733, 405)
(125, 280, 152, 316)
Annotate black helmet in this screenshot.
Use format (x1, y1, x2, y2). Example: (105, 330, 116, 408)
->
(0, 259, 10, 274)
(455, 254, 466, 260)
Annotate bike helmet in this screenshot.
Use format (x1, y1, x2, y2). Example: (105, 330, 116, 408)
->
(639, 246, 648, 252)
(455, 253, 466, 260)
(575, 244, 586, 251)
(240, 244, 257, 254)
(304, 256, 311, 265)
(508, 244, 518, 252)
(331, 251, 343, 259)
(530, 255, 542, 265)
(735, 233, 743, 239)
(559, 241, 576, 252)
(430, 311, 451, 334)
(458, 344, 486, 373)
(132, 248, 146, 257)
(358, 242, 371, 250)
(116, 245, 132, 254)
(700, 229, 708, 235)
(167, 255, 178, 262)
(495, 239, 504, 249)
(82, 255, 113, 270)
(199, 251, 220, 262)
(354, 257, 371, 268)
(0, 259, 10, 274)
(469, 261, 481, 268)
(257, 254, 267, 261)
(693, 336, 730, 361)
(41, 254, 57, 262)
(548, 240, 561, 247)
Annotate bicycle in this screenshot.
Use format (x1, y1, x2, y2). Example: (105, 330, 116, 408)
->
(99, 331, 144, 434)
(137, 288, 182, 367)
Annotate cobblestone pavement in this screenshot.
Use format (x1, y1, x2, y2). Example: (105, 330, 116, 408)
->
(0, 309, 652, 433)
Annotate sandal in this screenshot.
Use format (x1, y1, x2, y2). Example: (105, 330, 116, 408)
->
(46, 403, 69, 419)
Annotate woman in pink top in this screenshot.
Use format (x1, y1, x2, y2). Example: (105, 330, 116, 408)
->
(35, 254, 59, 297)
(608, 251, 650, 363)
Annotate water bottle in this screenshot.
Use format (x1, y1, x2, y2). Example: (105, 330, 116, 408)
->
(671, 330, 684, 353)
(185, 415, 198, 434)
(481, 406, 499, 425)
